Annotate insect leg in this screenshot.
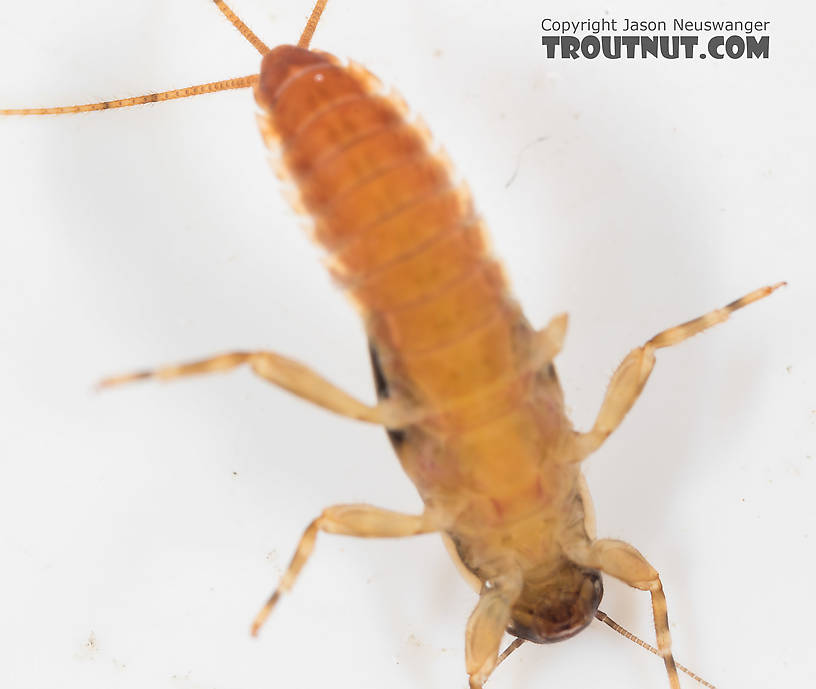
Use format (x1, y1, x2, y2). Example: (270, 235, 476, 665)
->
(251, 504, 440, 635)
(572, 282, 785, 460)
(465, 565, 523, 689)
(98, 350, 415, 427)
(563, 538, 681, 689)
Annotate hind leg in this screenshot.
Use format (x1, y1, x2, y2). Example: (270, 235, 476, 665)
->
(572, 282, 784, 461)
(251, 504, 440, 634)
(98, 349, 415, 427)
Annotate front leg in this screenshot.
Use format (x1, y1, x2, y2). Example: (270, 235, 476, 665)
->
(573, 282, 784, 461)
(563, 538, 680, 689)
(465, 564, 523, 689)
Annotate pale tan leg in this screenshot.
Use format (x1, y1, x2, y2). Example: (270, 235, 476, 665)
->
(98, 350, 414, 426)
(251, 504, 440, 635)
(573, 282, 784, 460)
(563, 538, 680, 689)
(441, 538, 526, 687)
(465, 566, 523, 689)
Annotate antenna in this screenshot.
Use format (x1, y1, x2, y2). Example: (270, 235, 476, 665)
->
(495, 610, 716, 688)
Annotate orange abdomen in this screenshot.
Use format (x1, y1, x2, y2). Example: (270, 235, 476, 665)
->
(254, 46, 534, 428)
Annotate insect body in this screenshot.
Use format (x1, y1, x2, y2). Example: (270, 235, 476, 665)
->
(253, 34, 606, 639)
(254, 35, 605, 654)
(2, 2, 784, 688)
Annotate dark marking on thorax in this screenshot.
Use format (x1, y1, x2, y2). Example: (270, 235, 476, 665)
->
(368, 341, 406, 448)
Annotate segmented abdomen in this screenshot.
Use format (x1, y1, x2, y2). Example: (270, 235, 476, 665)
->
(254, 45, 535, 430)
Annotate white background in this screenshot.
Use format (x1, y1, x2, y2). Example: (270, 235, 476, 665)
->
(0, 1, 813, 688)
